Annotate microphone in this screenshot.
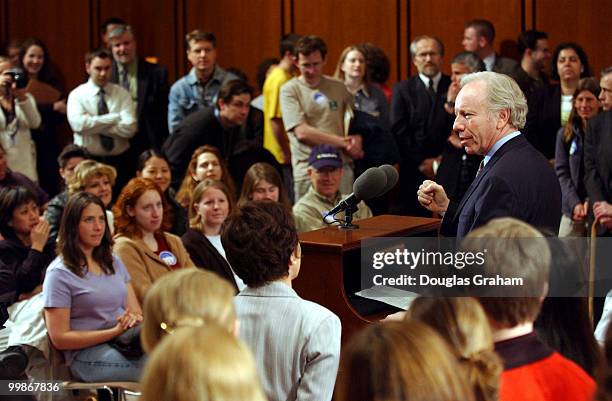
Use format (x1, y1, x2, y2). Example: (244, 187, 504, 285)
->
(377, 164, 399, 196)
(325, 167, 387, 218)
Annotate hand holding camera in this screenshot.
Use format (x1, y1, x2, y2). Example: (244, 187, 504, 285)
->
(1, 68, 29, 101)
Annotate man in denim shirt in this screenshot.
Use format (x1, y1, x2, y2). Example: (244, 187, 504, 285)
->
(168, 30, 237, 133)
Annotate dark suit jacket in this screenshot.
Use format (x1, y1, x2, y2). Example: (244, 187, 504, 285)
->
(512, 67, 548, 100)
(181, 228, 238, 293)
(584, 111, 612, 204)
(441, 134, 561, 239)
(112, 58, 169, 152)
(524, 84, 562, 160)
(492, 55, 519, 75)
(163, 107, 245, 189)
(555, 126, 586, 217)
(391, 74, 451, 214)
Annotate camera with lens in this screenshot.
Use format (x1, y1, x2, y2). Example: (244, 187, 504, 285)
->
(4, 68, 29, 89)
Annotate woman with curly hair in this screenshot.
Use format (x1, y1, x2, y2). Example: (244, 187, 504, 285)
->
(112, 177, 193, 303)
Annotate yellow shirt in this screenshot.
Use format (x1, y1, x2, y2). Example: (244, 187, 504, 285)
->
(263, 67, 293, 164)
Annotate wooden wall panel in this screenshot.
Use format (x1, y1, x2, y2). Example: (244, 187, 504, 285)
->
(185, 0, 281, 90)
(293, 0, 400, 83)
(98, 0, 179, 81)
(536, 0, 612, 81)
(3, 0, 91, 92)
(0, 0, 609, 94)
(410, 0, 523, 77)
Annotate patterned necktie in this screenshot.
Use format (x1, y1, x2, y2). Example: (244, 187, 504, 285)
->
(428, 78, 435, 97)
(476, 159, 485, 177)
(97, 89, 115, 151)
(121, 68, 130, 91)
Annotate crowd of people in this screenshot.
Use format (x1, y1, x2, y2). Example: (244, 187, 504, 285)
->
(0, 15, 611, 401)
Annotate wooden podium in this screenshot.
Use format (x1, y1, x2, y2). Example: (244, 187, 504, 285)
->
(294, 215, 440, 342)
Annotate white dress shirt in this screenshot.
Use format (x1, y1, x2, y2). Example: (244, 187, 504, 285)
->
(418, 72, 442, 93)
(67, 79, 137, 156)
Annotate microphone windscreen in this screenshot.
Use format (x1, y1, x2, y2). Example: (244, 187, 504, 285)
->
(377, 164, 399, 196)
(353, 167, 387, 201)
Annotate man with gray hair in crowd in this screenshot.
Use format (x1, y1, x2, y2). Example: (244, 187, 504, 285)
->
(417, 71, 561, 240)
(108, 24, 170, 152)
(435, 52, 485, 202)
(391, 35, 451, 216)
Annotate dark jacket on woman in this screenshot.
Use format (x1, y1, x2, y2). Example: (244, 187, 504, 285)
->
(45, 190, 69, 245)
(181, 228, 238, 293)
(0, 238, 55, 304)
(166, 188, 188, 237)
(555, 126, 587, 217)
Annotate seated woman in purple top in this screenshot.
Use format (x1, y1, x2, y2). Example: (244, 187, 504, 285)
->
(42, 192, 144, 382)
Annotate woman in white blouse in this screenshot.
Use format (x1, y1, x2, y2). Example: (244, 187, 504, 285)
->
(0, 56, 41, 182)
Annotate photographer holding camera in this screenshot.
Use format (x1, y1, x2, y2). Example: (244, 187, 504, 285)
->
(0, 56, 41, 183)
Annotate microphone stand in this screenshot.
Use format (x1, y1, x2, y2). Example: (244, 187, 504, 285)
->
(338, 203, 360, 230)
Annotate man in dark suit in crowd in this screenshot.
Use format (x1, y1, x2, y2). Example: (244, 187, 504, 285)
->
(513, 30, 551, 98)
(585, 67, 612, 232)
(109, 24, 169, 152)
(462, 19, 518, 75)
(391, 35, 451, 216)
(417, 71, 561, 240)
(163, 79, 253, 188)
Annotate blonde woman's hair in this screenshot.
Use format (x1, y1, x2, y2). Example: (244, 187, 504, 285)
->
(67, 159, 117, 196)
(335, 321, 475, 401)
(461, 217, 550, 326)
(141, 325, 267, 401)
(408, 297, 503, 401)
(141, 268, 236, 352)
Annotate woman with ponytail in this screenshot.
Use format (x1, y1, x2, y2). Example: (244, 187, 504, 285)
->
(408, 297, 502, 401)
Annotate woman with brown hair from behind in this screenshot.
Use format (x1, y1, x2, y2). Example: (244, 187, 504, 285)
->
(335, 321, 475, 401)
(408, 297, 502, 401)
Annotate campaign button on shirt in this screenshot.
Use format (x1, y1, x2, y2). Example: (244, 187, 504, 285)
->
(159, 250, 178, 267)
(313, 92, 328, 104)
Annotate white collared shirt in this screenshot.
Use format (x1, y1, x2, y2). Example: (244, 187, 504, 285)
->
(67, 79, 137, 156)
(419, 72, 442, 93)
(483, 53, 496, 71)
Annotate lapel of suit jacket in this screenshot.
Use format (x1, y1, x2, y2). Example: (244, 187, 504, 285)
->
(135, 234, 173, 271)
(111, 61, 120, 84)
(199, 231, 236, 280)
(450, 135, 525, 224)
(136, 58, 148, 120)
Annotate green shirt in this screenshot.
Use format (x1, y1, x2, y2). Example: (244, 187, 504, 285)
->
(117, 59, 138, 104)
(292, 186, 372, 233)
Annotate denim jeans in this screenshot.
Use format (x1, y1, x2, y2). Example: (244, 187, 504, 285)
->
(69, 343, 145, 382)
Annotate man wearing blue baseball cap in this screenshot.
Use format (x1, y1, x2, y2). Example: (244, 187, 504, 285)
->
(293, 144, 371, 232)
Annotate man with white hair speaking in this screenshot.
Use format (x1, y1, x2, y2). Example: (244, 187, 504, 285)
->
(417, 72, 561, 239)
